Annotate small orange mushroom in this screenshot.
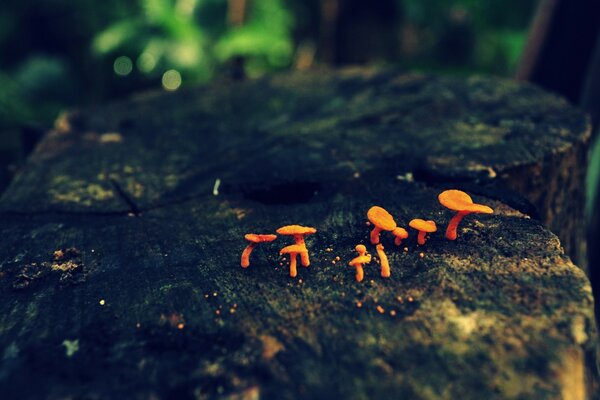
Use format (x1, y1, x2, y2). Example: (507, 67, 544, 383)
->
(367, 206, 397, 244)
(375, 244, 390, 278)
(276, 225, 317, 267)
(241, 234, 277, 268)
(409, 219, 437, 245)
(438, 190, 494, 240)
(392, 227, 409, 246)
(348, 244, 372, 282)
(280, 244, 308, 278)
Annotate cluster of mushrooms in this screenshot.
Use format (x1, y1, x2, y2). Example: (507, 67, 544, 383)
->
(241, 225, 317, 278)
(241, 189, 493, 281)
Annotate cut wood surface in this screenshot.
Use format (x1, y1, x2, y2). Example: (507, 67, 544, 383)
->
(0, 69, 590, 266)
(0, 69, 595, 399)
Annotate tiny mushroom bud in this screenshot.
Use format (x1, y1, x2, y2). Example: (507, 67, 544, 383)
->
(375, 244, 390, 278)
(438, 190, 494, 240)
(276, 225, 317, 267)
(367, 206, 397, 244)
(280, 244, 308, 278)
(241, 234, 278, 268)
(348, 244, 372, 282)
(409, 219, 437, 245)
(392, 227, 409, 246)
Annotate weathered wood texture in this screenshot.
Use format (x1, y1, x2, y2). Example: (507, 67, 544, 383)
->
(0, 69, 590, 266)
(0, 70, 595, 399)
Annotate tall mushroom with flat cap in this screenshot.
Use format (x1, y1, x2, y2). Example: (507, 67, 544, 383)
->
(276, 225, 317, 267)
(280, 244, 308, 278)
(348, 244, 371, 282)
(367, 206, 397, 244)
(392, 227, 409, 246)
(241, 234, 277, 268)
(409, 219, 437, 245)
(438, 190, 494, 240)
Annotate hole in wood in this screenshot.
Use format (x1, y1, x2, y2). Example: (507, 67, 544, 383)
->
(241, 181, 322, 205)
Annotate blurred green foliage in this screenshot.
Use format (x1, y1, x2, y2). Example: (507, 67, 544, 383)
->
(0, 0, 536, 130)
(402, 0, 535, 74)
(92, 0, 294, 82)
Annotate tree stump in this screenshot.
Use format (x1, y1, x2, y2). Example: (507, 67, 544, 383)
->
(0, 69, 595, 399)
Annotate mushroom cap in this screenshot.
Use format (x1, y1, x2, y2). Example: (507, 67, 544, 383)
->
(349, 255, 371, 266)
(276, 225, 317, 236)
(355, 244, 367, 253)
(409, 219, 437, 232)
(244, 234, 277, 243)
(392, 227, 408, 239)
(438, 190, 494, 214)
(367, 206, 397, 231)
(280, 244, 308, 255)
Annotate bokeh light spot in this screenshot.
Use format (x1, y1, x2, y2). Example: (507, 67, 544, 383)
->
(113, 56, 133, 76)
(137, 53, 157, 73)
(162, 69, 182, 91)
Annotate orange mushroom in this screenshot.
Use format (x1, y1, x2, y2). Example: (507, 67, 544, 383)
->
(276, 225, 317, 267)
(375, 244, 390, 278)
(409, 219, 437, 245)
(280, 244, 308, 278)
(241, 234, 278, 268)
(392, 227, 409, 246)
(367, 206, 397, 244)
(348, 244, 371, 282)
(438, 190, 494, 240)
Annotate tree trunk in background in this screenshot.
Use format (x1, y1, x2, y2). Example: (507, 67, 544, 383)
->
(517, 0, 600, 104)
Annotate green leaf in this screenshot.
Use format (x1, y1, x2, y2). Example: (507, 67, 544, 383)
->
(92, 20, 142, 55)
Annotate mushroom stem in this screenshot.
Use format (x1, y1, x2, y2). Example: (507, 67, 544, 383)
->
(355, 265, 364, 282)
(300, 251, 310, 267)
(293, 235, 310, 266)
(417, 231, 427, 245)
(289, 253, 298, 277)
(376, 244, 390, 278)
(240, 243, 256, 267)
(446, 211, 468, 240)
(370, 227, 382, 244)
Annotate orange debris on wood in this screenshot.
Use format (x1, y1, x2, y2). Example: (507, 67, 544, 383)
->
(348, 244, 372, 282)
(375, 244, 391, 278)
(280, 244, 308, 278)
(392, 227, 409, 246)
(438, 189, 494, 240)
(240, 233, 277, 268)
(276, 225, 317, 267)
(367, 206, 397, 244)
(409, 219, 437, 245)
